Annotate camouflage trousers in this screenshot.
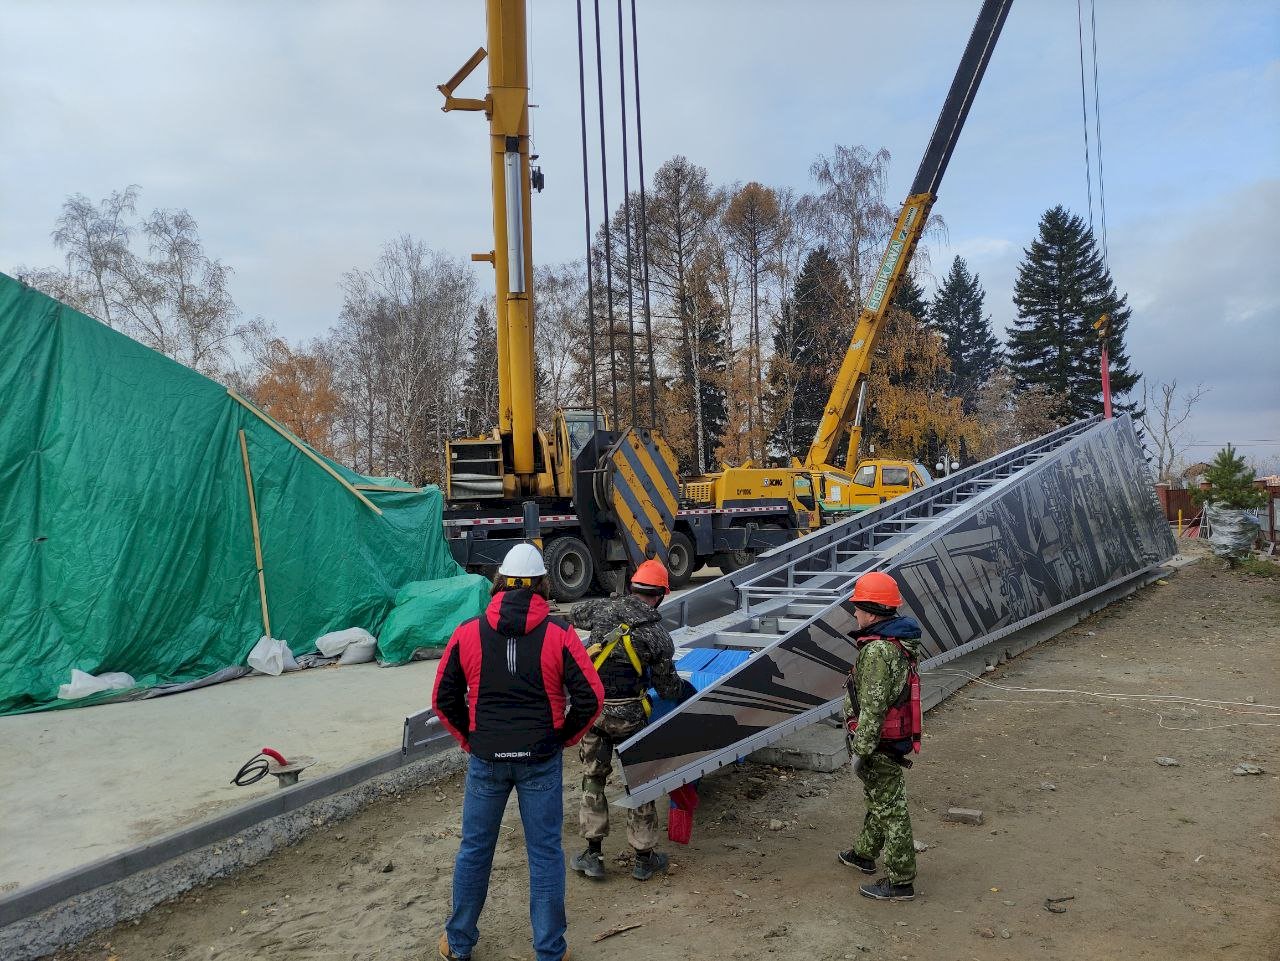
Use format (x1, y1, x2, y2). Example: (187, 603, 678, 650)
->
(578, 708, 659, 851)
(852, 752, 917, 884)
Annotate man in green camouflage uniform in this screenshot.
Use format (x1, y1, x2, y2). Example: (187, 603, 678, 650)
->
(839, 570, 923, 901)
(568, 559, 691, 882)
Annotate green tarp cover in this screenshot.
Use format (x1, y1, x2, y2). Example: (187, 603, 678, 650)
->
(0, 272, 485, 715)
(377, 573, 492, 663)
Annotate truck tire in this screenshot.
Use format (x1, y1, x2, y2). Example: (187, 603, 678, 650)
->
(593, 565, 627, 598)
(666, 531, 695, 589)
(716, 522, 787, 573)
(544, 536, 594, 602)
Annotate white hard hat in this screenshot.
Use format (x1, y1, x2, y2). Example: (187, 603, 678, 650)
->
(498, 543, 547, 578)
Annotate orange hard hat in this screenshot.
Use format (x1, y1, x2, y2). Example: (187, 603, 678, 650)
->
(631, 558, 670, 591)
(851, 571, 903, 609)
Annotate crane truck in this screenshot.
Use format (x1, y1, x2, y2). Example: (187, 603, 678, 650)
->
(436, 0, 814, 599)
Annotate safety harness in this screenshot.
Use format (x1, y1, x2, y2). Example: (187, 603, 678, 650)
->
(588, 623, 651, 717)
(846, 634, 922, 755)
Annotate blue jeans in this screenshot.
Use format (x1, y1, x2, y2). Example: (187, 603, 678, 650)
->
(445, 753, 567, 961)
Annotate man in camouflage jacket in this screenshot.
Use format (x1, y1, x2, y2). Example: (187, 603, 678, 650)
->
(839, 571, 923, 901)
(568, 560, 690, 881)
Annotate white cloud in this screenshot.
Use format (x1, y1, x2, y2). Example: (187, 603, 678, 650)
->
(1, 0, 1276, 466)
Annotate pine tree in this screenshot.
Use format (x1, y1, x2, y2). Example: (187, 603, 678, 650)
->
(1008, 206, 1139, 420)
(768, 247, 852, 461)
(892, 270, 929, 323)
(684, 274, 728, 474)
(930, 256, 1002, 408)
(1194, 444, 1266, 510)
(461, 304, 499, 437)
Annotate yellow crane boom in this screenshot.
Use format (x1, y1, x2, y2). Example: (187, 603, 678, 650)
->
(439, 0, 537, 484)
(806, 0, 1014, 470)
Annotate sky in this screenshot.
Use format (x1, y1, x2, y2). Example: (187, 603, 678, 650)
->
(3, 0, 1277, 466)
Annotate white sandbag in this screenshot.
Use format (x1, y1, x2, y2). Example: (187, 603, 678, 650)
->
(337, 635, 377, 665)
(57, 669, 136, 700)
(315, 627, 376, 658)
(247, 636, 299, 676)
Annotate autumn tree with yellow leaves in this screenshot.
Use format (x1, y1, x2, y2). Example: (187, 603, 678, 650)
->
(251, 339, 342, 457)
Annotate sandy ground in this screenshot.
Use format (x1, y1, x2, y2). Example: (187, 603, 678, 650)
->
(51, 556, 1280, 961)
(1, 572, 718, 892)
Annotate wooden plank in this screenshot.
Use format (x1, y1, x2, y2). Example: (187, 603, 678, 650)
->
(238, 429, 271, 638)
(227, 389, 382, 516)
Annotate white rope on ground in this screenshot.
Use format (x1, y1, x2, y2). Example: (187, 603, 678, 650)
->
(950, 694, 1280, 733)
(926, 668, 1280, 712)
(928, 668, 1280, 732)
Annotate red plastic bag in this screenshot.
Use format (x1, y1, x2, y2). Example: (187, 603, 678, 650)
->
(668, 783, 700, 844)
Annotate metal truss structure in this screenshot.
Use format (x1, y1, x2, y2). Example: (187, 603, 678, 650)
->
(615, 415, 1175, 807)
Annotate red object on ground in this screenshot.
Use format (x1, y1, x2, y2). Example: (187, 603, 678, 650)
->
(261, 747, 289, 766)
(668, 783, 700, 844)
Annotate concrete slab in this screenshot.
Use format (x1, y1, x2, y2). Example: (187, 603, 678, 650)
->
(0, 659, 439, 890)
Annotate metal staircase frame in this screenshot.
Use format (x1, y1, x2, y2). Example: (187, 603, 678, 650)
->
(614, 416, 1174, 808)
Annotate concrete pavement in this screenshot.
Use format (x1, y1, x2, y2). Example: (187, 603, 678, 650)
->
(0, 659, 439, 890)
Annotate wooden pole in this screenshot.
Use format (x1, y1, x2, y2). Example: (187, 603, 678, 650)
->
(239, 429, 271, 639)
(227, 388, 383, 516)
(1177, 508, 1183, 537)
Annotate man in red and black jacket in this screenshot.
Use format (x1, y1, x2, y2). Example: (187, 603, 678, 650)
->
(433, 543, 603, 961)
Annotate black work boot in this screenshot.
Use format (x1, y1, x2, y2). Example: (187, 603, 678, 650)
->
(838, 849, 877, 875)
(858, 877, 916, 901)
(632, 849, 669, 881)
(571, 847, 606, 880)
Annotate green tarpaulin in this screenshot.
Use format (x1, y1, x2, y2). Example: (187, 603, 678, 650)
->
(377, 574, 493, 664)
(0, 272, 485, 715)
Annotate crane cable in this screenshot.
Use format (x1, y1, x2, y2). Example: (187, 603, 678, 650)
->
(592, 0, 620, 424)
(630, 0, 659, 426)
(1073, 0, 1096, 241)
(616, 0, 639, 425)
(574, 0, 601, 428)
(1089, 0, 1109, 266)
(1074, 0, 1109, 267)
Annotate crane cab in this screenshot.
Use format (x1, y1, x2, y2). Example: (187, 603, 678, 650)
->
(813, 460, 933, 516)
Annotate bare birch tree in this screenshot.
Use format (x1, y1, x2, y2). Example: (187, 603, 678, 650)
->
(647, 156, 722, 471)
(1140, 380, 1210, 482)
(332, 237, 475, 484)
(534, 261, 588, 422)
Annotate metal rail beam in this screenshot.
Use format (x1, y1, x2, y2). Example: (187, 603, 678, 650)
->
(615, 416, 1174, 807)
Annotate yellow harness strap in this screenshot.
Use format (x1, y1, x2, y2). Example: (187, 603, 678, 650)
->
(589, 624, 651, 717)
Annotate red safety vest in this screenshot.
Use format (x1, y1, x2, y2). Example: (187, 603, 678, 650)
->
(845, 634, 922, 754)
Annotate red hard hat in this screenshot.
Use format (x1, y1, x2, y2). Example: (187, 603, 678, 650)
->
(631, 558, 670, 591)
(851, 571, 903, 608)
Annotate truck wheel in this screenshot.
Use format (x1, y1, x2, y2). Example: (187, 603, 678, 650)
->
(666, 532, 695, 589)
(717, 522, 786, 573)
(717, 548, 753, 573)
(544, 536, 594, 602)
(593, 566, 627, 597)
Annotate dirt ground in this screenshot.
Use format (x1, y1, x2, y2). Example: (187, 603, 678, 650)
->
(53, 554, 1280, 961)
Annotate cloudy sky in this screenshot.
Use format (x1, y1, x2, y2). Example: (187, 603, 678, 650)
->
(3, 0, 1277, 465)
